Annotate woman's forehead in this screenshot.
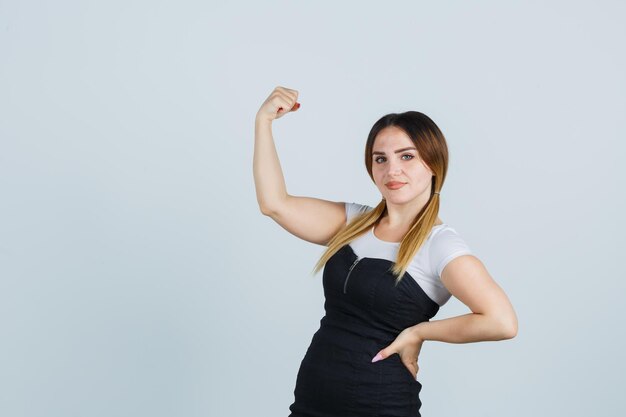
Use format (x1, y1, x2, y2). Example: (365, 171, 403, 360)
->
(373, 128, 414, 150)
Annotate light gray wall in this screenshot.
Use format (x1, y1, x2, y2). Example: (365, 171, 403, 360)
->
(1, 1, 624, 416)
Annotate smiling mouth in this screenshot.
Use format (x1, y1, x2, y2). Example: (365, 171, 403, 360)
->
(386, 182, 406, 190)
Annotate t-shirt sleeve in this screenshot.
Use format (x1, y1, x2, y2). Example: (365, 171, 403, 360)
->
(428, 228, 474, 278)
(344, 202, 374, 224)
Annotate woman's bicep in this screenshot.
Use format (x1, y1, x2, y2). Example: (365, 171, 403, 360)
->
(264, 195, 347, 246)
(441, 255, 518, 336)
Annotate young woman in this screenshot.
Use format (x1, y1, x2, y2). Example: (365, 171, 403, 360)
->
(254, 86, 518, 417)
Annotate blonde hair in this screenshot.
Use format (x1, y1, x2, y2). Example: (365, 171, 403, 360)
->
(311, 111, 449, 285)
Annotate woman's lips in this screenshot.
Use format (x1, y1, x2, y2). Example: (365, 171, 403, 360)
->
(386, 182, 406, 190)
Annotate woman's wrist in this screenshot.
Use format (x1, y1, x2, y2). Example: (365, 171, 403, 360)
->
(255, 114, 273, 126)
(410, 321, 427, 343)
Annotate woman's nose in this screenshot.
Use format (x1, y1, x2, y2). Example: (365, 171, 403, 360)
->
(387, 164, 402, 174)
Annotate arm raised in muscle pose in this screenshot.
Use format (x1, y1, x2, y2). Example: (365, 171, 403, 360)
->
(253, 86, 346, 246)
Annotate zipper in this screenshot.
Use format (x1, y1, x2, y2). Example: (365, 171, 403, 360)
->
(343, 256, 361, 294)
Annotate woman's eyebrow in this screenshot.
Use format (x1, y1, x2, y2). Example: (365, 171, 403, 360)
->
(372, 147, 417, 155)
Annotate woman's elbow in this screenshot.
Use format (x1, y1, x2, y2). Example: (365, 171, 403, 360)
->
(500, 315, 518, 340)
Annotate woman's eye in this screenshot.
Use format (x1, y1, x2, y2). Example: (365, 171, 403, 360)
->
(374, 154, 414, 164)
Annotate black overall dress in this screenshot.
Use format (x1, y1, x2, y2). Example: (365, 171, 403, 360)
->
(287, 242, 440, 417)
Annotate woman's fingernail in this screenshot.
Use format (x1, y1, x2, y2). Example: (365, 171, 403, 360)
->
(371, 353, 383, 363)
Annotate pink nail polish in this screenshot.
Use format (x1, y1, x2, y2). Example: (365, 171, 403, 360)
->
(371, 353, 383, 363)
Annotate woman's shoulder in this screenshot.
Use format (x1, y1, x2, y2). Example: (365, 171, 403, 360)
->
(427, 225, 474, 277)
(344, 202, 374, 223)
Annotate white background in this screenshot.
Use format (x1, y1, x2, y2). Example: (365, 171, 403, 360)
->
(1, 1, 624, 416)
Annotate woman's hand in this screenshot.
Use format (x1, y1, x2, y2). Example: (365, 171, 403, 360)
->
(371, 326, 424, 379)
(256, 86, 300, 123)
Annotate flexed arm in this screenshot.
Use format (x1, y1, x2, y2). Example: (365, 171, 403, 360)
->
(252, 87, 347, 247)
(253, 86, 300, 212)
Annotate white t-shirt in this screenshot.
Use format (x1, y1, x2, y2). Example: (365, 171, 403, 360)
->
(344, 202, 474, 307)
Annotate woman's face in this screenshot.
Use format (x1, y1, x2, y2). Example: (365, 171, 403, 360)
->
(371, 126, 434, 206)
